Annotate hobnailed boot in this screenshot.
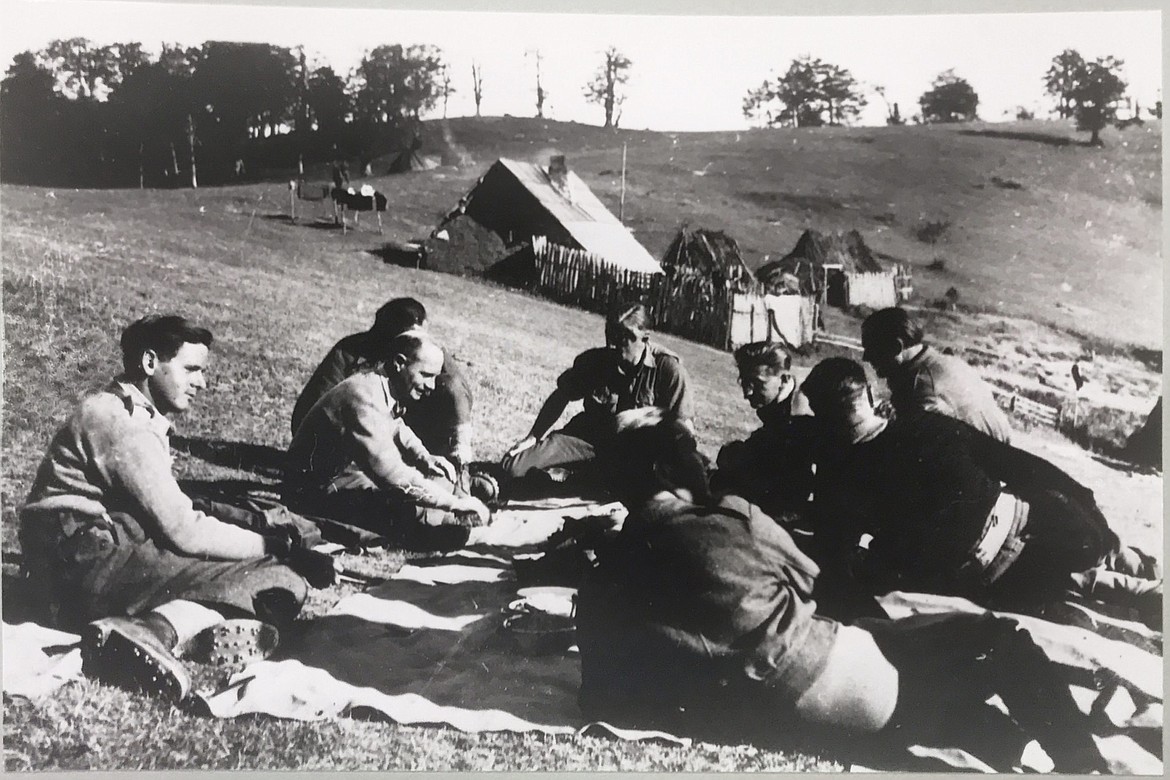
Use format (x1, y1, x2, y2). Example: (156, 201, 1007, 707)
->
(81, 616, 191, 701)
(178, 619, 281, 670)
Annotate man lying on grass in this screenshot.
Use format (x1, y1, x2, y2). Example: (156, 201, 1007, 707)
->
(800, 357, 1161, 625)
(286, 330, 491, 552)
(291, 297, 476, 466)
(19, 315, 336, 702)
(502, 302, 692, 495)
(574, 409, 1109, 773)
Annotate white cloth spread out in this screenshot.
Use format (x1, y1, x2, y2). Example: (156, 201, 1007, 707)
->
(195, 496, 1162, 773)
(3, 622, 83, 701)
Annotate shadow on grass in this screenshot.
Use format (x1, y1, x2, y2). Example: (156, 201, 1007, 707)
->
(260, 213, 342, 230)
(172, 436, 287, 480)
(958, 129, 1081, 147)
(367, 244, 425, 267)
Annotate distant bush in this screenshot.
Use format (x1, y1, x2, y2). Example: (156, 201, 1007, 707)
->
(926, 257, 947, 271)
(915, 218, 951, 245)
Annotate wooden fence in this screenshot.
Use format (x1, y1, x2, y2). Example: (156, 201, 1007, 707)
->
(991, 387, 1061, 429)
(845, 271, 898, 309)
(729, 293, 817, 349)
(532, 235, 735, 350)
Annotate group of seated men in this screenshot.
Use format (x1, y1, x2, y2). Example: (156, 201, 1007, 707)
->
(17, 299, 1160, 767)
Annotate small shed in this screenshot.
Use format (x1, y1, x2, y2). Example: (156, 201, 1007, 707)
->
(756, 229, 908, 309)
(661, 226, 756, 288)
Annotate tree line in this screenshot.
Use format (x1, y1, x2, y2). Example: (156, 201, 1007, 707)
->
(743, 50, 1144, 146)
(0, 38, 1148, 188)
(0, 38, 635, 187)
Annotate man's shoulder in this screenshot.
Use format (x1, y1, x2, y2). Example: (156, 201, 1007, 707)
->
(75, 386, 135, 424)
(329, 332, 372, 361)
(568, 347, 614, 372)
(330, 371, 387, 398)
(649, 343, 681, 363)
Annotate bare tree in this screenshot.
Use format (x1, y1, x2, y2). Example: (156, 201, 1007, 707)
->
(584, 47, 631, 129)
(470, 60, 483, 117)
(526, 49, 547, 118)
(440, 63, 454, 118)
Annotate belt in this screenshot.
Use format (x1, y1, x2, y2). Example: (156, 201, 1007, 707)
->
(960, 491, 1030, 587)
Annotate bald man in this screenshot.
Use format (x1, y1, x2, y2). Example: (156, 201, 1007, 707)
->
(285, 332, 489, 552)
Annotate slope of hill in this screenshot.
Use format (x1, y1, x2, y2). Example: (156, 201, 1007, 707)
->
(0, 116, 1162, 770)
(369, 116, 1159, 348)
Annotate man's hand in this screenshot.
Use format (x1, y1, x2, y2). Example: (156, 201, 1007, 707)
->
(286, 547, 339, 589)
(424, 455, 457, 483)
(454, 495, 492, 526)
(503, 435, 537, 465)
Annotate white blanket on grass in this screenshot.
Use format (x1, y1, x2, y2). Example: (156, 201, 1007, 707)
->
(200, 499, 1163, 773)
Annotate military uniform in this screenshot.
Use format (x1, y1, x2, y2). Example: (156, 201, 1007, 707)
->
(503, 343, 691, 479)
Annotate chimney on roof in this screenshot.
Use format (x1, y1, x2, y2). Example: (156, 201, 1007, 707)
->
(548, 155, 570, 199)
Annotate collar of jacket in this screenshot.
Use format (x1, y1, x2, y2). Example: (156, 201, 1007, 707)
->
(109, 377, 173, 442)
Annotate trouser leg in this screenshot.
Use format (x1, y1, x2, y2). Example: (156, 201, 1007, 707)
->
(296, 487, 469, 552)
(25, 511, 307, 632)
(989, 490, 1122, 611)
(862, 612, 1107, 773)
(501, 431, 597, 479)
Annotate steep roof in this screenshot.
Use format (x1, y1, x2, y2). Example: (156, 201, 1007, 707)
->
(482, 158, 663, 274)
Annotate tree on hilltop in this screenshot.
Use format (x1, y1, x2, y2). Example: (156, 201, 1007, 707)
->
(471, 60, 483, 117)
(584, 47, 631, 128)
(354, 44, 445, 126)
(743, 56, 866, 128)
(526, 49, 547, 119)
(1044, 49, 1086, 119)
(1069, 56, 1127, 146)
(918, 70, 979, 123)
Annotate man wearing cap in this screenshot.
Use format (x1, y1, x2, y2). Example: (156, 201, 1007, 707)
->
(19, 315, 334, 701)
(501, 303, 691, 489)
(286, 331, 490, 551)
(861, 307, 1011, 442)
(799, 357, 1160, 622)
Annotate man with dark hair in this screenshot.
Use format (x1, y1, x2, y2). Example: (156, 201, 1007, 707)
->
(711, 341, 816, 520)
(20, 315, 334, 701)
(799, 357, 1160, 620)
(501, 303, 691, 489)
(574, 410, 1107, 773)
(287, 331, 490, 551)
(291, 297, 475, 465)
(861, 307, 1011, 442)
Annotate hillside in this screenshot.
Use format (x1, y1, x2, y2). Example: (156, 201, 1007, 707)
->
(372, 116, 1160, 349)
(0, 116, 1163, 770)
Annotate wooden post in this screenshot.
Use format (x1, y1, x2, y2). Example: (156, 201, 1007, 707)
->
(186, 113, 198, 189)
(619, 142, 627, 224)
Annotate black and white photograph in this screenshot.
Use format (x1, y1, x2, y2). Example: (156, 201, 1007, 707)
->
(0, 0, 1163, 772)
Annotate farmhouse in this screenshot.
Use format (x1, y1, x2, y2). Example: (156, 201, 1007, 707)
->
(428, 156, 662, 276)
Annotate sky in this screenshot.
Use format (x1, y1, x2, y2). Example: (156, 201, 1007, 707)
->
(0, 1, 1162, 131)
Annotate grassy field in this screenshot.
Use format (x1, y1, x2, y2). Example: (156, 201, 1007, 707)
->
(1, 116, 1162, 770)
